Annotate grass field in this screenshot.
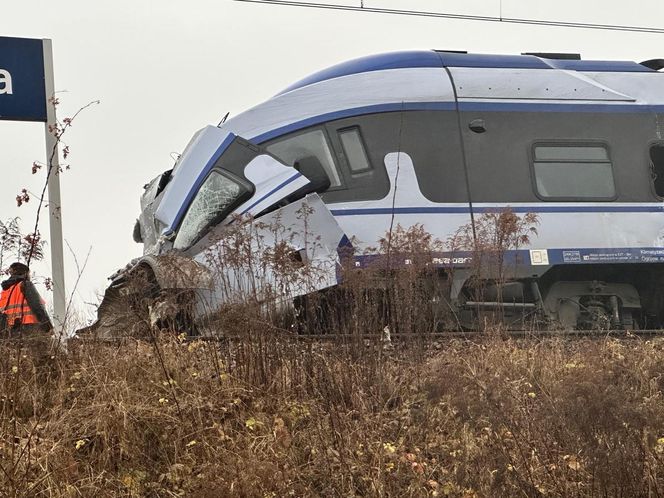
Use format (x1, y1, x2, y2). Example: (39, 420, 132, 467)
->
(2, 331, 664, 497)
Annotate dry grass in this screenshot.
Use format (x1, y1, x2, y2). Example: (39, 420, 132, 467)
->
(4, 210, 662, 496)
(1, 332, 664, 497)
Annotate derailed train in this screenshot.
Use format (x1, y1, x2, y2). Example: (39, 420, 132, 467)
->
(109, 50, 664, 331)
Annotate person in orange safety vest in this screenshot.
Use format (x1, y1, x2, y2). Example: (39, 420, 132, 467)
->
(0, 262, 53, 333)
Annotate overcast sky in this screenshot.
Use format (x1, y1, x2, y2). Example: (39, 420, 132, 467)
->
(2, 0, 664, 324)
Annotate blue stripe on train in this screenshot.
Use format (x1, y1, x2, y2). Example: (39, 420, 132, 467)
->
(251, 102, 456, 143)
(330, 205, 664, 216)
(349, 247, 664, 268)
(252, 101, 664, 145)
(240, 172, 304, 215)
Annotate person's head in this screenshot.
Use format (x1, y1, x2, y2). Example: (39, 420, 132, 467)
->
(8, 262, 30, 278)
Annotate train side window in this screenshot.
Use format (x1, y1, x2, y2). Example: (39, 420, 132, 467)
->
(265, 129, 342, 188)
(338, 127, 372, 174)
(650, 145, 664, 198)
(532, 144, 616, 200)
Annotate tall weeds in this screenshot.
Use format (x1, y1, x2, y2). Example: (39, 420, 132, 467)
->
(2, 336, 664, 496)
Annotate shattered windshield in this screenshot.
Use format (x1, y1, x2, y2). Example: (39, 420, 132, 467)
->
(173, 171, 249, 250)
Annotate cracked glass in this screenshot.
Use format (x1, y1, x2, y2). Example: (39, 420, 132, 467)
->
(174, 172, 247, 250)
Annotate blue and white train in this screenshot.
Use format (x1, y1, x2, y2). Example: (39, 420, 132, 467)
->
(121, 50, 664, 331)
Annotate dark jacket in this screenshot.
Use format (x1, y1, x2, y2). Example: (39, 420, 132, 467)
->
(1, 276, 52, 329)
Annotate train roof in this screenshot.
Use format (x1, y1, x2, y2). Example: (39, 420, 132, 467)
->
(278, 50, 660, 96)
(218, 50, 664, 145)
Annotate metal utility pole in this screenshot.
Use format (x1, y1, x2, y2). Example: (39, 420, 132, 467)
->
(42, 39, 67, 334)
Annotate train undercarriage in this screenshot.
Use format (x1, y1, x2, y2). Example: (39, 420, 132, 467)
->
(292, 263, 664, 335)
(85, 258, 664, 338)
(446, 263, 664, 332)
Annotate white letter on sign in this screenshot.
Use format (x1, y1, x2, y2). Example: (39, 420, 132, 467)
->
(0, 69, 13, 95)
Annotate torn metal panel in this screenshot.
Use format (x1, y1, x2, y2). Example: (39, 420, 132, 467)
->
(233, 155, 309, 217)
(193, 194, 345, 316)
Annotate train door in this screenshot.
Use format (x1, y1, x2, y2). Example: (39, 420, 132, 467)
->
(650, 144, 664, 198)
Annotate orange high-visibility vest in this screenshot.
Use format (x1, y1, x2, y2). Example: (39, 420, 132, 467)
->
(0, 282, 40, 326)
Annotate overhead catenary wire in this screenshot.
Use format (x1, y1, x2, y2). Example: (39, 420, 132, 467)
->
(233, 0, 664, 35)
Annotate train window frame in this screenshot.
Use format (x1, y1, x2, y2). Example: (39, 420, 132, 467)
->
(320, 118, 391, 203)
(649, 142, 664, 200)
(337, 126, 373, 174)
(530, 141, 618, 202)
(263, 127, 346, 191)
(173, 169, 253, 251)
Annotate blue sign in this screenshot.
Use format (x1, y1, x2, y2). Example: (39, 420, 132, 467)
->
(0, 36, 46, 122)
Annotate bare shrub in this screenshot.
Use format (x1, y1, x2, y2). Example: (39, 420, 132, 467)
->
(291, 222, 457, 341)
(449, 209, 540, 330)
(0, 218, 47, 273)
